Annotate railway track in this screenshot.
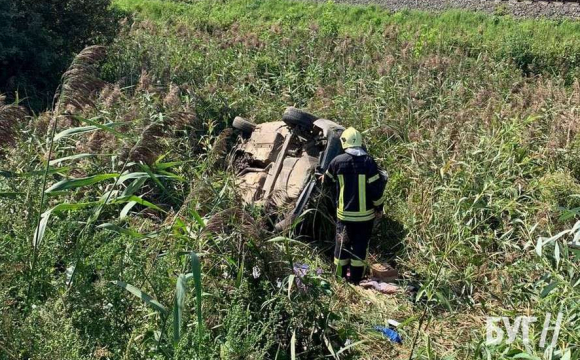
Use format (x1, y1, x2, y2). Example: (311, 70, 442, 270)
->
(305, 0, 580, 19)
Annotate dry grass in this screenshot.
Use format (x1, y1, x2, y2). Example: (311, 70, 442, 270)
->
(0, 101, 28, 156)
(56, 45, 108, 116)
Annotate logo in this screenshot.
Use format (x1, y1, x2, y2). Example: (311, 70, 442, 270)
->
(486, 312, 564, 351)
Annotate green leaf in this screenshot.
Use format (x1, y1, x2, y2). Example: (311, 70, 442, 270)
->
(49, 153, 97, 165)
(336, 340, 365, 355)
(554, 241, 560, 267)
(97, 223, 145, 238)
(537, 229, 572, 257)
(120, 201, 138, 220)
(111, 280, 168, 316)
(113, 195, 165, 213)
(189, 252, 204, 338)
(173, 274, 187, 345)
(561, 349, 571, 360)
(435, 291, 452, 311)
(267, 236, 308, 247)
(0, 192, 25, 199)
(536, 237, 544, 257)
(156, 169, 186, 182)
(155, 160, 190, 170)
(235, 254, 245, 288)
(512, 353, 541, 359)
(33, 202, 97, 249)
(189, 208, 205, 229)
(139, 164, 177, 201)
(118, 171, 174, 184)
(122, 177, 148, 197)
(53, 121, 126, 141)
(540, 281, 558, 298)
(323, 335, 337, 359)
(1, 167, 69, 178)
(54, 125, 100, 141)
(46, 173, 119, 193)
(73, 116, 130, 139)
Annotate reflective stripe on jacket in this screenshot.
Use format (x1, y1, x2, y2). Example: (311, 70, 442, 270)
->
(324, 152, 386, 222)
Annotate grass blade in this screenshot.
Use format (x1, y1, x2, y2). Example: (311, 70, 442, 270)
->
(97, 223, 146, 239)
(53, 121, 126, 141)
(122, 177, 148, 197)
(33, 202, 97, 249)
(291, 330, 296, 360)
(173, 274, 187, 345)
(154, 160, 191, 170)
(540, 281, 558, 298)
(0, 192, 25, 199)
(189, 208, 205, 229)
(111, 280, 168, 316)
(189, 252, 204, 338)
(46, 173, 120, 193)
(114, 195, 166, 213)
(53, 125, 100, 141)
(0, 167, 70, 178)
(49, 153, 97, 165)
(323, 335, 337, 359)
(287, 274, 295, 299)
(118, 171, 171, 184)
(336, 340, 366, 355)
(73, 116, 130, 139)
(120, 200, 138, 220)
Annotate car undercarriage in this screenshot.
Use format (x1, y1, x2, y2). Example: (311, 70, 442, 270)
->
(230, 107, 345, 231)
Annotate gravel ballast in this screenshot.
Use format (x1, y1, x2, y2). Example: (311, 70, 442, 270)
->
(305, 0, 580, 19)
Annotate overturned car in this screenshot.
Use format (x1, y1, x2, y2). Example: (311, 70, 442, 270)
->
(230, 107, 345, 232)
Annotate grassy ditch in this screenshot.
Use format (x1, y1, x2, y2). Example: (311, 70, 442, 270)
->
(0, 0, 579, 359)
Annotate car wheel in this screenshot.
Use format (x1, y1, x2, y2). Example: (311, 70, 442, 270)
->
(232, 116, 256, 135)
(282, 107, 317, 129)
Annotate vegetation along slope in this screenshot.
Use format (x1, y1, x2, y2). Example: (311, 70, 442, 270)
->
(0, 0, 579, 358)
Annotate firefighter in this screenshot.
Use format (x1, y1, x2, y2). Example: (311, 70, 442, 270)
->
(323, 127, 387, 284)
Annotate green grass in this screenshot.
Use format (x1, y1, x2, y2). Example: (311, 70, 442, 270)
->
(1, 0, 579, 359)
(114, 0, 580, 81)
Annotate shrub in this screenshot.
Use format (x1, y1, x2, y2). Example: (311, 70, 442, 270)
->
(0, 0, 120, 111)
(538, 172, 580, 211)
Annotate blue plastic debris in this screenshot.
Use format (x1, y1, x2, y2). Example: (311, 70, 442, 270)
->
(374, 326, 402, 344)
(293, 263, 309, 278)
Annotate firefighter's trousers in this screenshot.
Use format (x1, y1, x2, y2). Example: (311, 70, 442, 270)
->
(333, 219, 373, 283)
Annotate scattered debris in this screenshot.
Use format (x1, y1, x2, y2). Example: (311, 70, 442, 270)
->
(252, 266, 261, 279)
(370, 263, 399, 282)
(374, 326, 402, 344)
(293, 263, 310, 278)
(359, 280, 401, 294)
(292, 263, 323, 290)
(65, 265, 75, 286)
(387, 319, 400, 328)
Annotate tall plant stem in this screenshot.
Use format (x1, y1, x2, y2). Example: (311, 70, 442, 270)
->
(26, 87, 62, 309)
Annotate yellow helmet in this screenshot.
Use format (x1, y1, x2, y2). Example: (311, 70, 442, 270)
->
(340, 127, 363, 149)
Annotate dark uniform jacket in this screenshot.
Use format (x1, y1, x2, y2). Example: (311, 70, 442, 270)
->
(325, 152, 387, 222)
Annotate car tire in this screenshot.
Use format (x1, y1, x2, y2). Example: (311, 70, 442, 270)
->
(282, 107, 317, 129)
(232, 116, 256, 134)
